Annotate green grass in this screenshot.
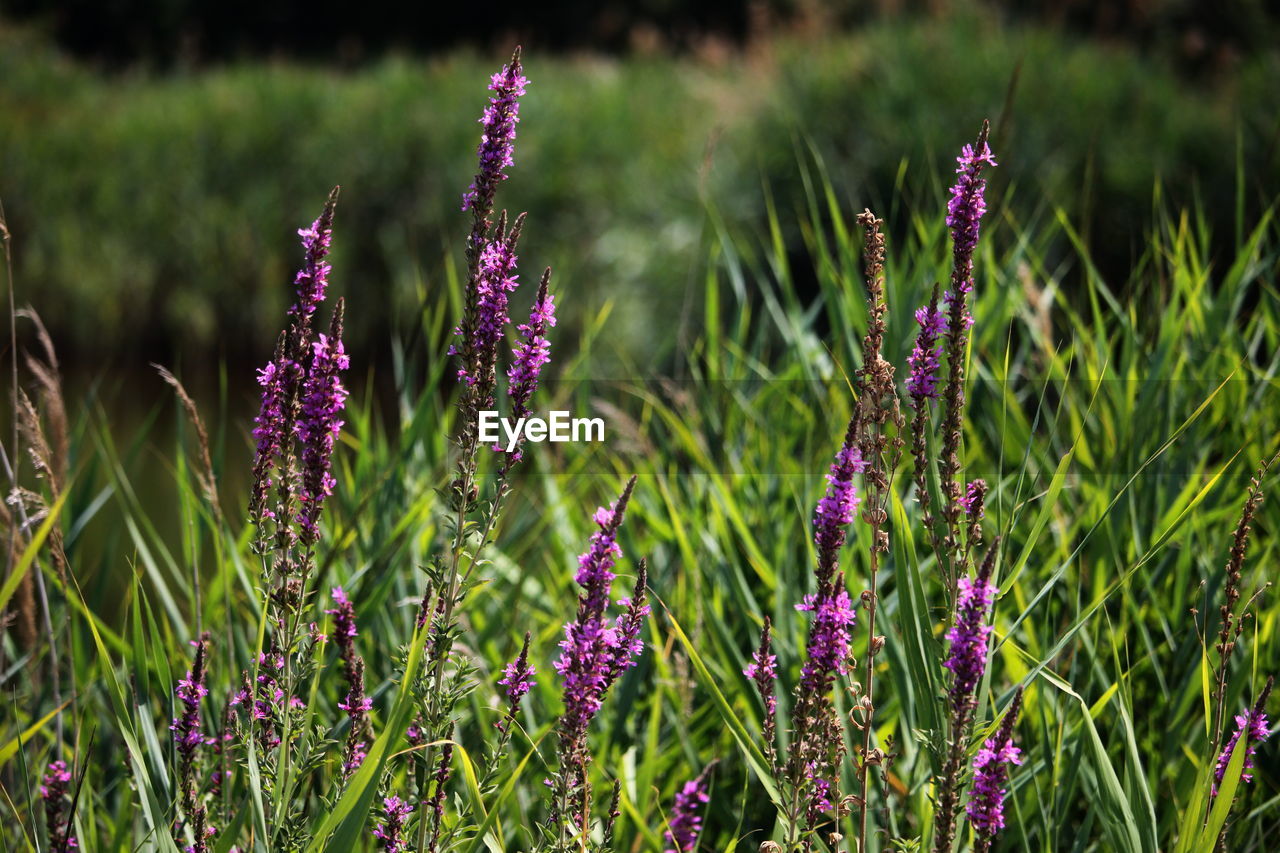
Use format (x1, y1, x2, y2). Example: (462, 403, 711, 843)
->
(3, 136, 1278, 850)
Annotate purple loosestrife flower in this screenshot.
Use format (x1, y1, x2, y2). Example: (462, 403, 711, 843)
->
(944, 558, 998, 707)
(664, 772, 711, 853)
(41, 760, 78, 851)
(967, 688, 1024, 850)
(744, 617, 778, 717)
(327, 587, 371, 774)
(296, 305, 350, 546)
(171, 637, 210, 761)
(959, 479, 988, 520)
(946, 133, 997, 297)
(498, 270, 557, 462)
(250, 338, 290, 526)
(462, 50, 528, 215)
(551, 479, 644, 832)
(455, 228, 522, 395)
(555, 479, 639, 740)
(372, 796, 415, 852)
(800, 421, 865, 692)
(1213, 680, 1273, 796)
(813, 424, 867, 582)
(289, 207, 336, 326)
(508, 272, 556, 418)
(249, 188, 340, 553)
(497, 633, 536, 732)
(744, 617, 779, 770)
(796, 584, 857, 693)
(934, 542, 1002, 853)
(907, 299, 946, 403)
(604, 559, 650, 687)
(938, 126, 994, 575)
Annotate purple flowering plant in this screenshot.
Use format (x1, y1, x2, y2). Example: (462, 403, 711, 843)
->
(12, 38, 1280, 853)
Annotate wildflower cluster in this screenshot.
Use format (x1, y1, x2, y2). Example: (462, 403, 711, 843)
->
(327, 587, 372, 775)
(663, 769, 712, 853)
(250, 188, 348, 563)
(548, 479, 649, 842)
(41, 760, 78, 852)
(967, 688, 1024, 852)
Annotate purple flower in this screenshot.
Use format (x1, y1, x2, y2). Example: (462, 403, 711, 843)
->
(296, 317, 350, 545)
(454, 233, 521, 396)
(554, 478, 644, 785)
(327, 587, 358, 644)
(497, 633, 537, 732)
(946, 135, 997, 296)
(41, 760, 78, 851)
(744, 617, 779, 767)
(500, 648, 536, 704)
(372, 795, 415, 852)
(806, 774, 833, 824)
(462, 50, 529, 214)
(500, 272, 556, 461)
(250, 351, 290, 525)
(907, 301, 946, 402)
(944, 567, 997, 706)
(743, 619, 778, 718)
(663, 774, 710, 853)
(797, 585, 857, 693)
(1214, 708, 1271, 796)
(959, 479, 988, 520)
(967, 688, 1023, 842)
(248, 190, 340, 542)
(171, 637, 210, 762)
(327, 587, 370, 775)
(813, 440, 866, 577)
(289, 212, 335, 324)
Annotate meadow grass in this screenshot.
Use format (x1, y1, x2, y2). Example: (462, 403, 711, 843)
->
(2, 57, 1279, 853)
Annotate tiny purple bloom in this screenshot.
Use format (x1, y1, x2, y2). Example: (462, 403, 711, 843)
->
(946, 138, 998, 295)
(944, 574, 997, 704)
(797, 587, 857, 692)
(41, 760, 79, 851)
(296, 329, 349, 544)
(664, 774, 710, 853)
(372, 795, 415, 852)
(967, 690, 1023, 841)
(462, 52, 529, 214)
(1214, 708, 1271, 796)
(907, 302, 946, 402)
(813, 443, 866, 570)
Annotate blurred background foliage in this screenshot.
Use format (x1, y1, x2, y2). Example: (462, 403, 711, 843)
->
(0, 0, 1277, 384)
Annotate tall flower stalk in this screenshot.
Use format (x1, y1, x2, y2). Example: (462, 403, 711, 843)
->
(968, 687, 1023, 853)
(934, 540, 1000, 853)
(327, 587, 371, 776)
(172, 634, 212, 851)
(937, 123, 996, 594)
(783, 418, 864, 846)
(744, 617, 779, 772)
(548, 478, 649, 848)
(850, 210, 904, 852)
(241, 188, 349, 842)
(415, 48, 554, 849)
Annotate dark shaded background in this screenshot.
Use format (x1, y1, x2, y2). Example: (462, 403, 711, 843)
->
(1, 0, 1278, 385)
(4, 0, 1278, 70)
